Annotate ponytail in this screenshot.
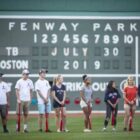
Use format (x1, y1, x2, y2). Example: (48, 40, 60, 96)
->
(53, 77, 57, 86)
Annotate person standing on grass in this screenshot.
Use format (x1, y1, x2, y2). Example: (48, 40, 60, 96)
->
(102, 81, 121, 131)
(51, 75, 69, 132)
(80, 75, 93, 133)
(0, 73, 10, 133)
(123, 76, 138, 131)
(15, 69, 34, 133)
(35, 69, 52, 133)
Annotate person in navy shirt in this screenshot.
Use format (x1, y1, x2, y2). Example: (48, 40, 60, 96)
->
(102, 81, 121, 131)
(51, 75, 69, 132)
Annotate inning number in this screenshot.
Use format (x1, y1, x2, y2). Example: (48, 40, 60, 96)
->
(94, 61, 100, 70)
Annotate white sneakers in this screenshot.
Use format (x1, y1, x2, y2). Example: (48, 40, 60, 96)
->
(102, 127, 107, 131)
(102, 127, 116, 131)
(83, 129, 92, 133)
(57, 129, 61, 133)
(57, 129, 69, 133)
(112, 128, 116, 131)
(64, 129, 69, 132)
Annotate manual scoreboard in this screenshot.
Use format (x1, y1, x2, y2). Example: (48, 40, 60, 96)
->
(0, 15, 139, 111)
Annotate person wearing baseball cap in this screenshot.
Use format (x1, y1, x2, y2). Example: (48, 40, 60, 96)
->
(22, 69, 30, 75)
(39, 69, 48, 74)
(0, 73, 10, 133)
(15, 69, 34, 133)
(35, 68, 52, 132)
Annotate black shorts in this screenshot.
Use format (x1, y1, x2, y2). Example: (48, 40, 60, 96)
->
(53, 101, 65, 109)
(0, 105, 7, 119)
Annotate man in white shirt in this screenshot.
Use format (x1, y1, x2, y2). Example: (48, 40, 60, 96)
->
(35, 69, 51, 132)
(15, 69, 34, 133)
(0, 73, 10, 133)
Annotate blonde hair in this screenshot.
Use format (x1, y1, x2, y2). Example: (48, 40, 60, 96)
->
(53, 75, 62, 85)
(124, 76, 135, 88)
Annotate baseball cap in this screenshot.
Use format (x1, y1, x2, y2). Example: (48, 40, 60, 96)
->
(82, 74, 90, 81)
(39, 68, 48, 74)
(0, 73, 4, 77)
(22, 69, 30, 74)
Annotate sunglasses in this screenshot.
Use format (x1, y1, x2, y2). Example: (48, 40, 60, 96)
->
(23, 73, 29, 75)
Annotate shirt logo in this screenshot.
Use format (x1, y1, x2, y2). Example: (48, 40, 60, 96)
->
(2, 85, 5, 90)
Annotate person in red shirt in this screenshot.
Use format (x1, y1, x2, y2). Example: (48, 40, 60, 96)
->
(123, 76, 138, 131)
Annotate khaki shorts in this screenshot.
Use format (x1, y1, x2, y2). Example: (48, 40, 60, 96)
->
(16, 101, 30, 115)
(124, 104, 136, 116)
(124, 104, 136, 110)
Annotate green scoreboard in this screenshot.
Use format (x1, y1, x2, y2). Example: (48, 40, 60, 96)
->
(0, 15, 140, 112)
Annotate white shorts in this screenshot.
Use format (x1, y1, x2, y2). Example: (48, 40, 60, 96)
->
(80, 100, 92, 109)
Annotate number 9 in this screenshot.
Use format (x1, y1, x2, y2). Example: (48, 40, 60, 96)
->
(94, 61, 100, 70)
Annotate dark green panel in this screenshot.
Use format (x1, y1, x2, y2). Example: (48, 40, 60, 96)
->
(0, 16, 139, 74)
(0, 0, 140, 12)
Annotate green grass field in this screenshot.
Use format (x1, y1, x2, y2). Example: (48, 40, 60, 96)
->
(0, 114, 140, 140)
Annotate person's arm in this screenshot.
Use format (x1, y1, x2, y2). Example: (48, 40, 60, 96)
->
(15, 81, 20, 103)
(115, 98, 120, 105)
(123, 92, 131, 105)
(132, 87, 138, 104)
(52, 91, 61, 104)
(107, 100, 115, 108)
(45, 89, 50, 102)
(80, 90, 87, 104)
(61, 90, 66, 105)
(30, 89, 33, 101)
(46, 82, 51, 102)
(6, 84, 10, 107)
(37, 89, 47, 103)
(114, 90, 121, 107)
(113, 98, 120, 108)
(6, 92, 10, 107)
(30, 81, 34, 101)
(16, 88, 21, 103)
(90, 93, 93, 103)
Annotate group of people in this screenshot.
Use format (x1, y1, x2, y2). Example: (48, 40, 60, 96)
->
(0, 69, 139, 133)
(0, 69, 69, 133)
(80, 75, 139, 132)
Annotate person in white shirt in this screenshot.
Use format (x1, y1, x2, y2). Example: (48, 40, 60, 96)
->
(15, 69, 34, 133)
(0, 73, 10, 133)
(35, 69, 51, 133)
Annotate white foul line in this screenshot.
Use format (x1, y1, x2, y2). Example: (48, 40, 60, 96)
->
(8, 110, 140, 114)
